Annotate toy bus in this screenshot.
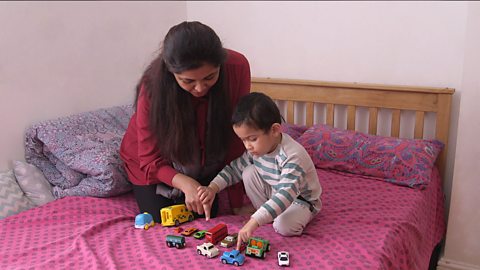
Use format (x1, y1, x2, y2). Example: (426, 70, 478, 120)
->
(161, 204, 194, 227)
(205, 223, 228, 245)
(166, 235, 186, 249)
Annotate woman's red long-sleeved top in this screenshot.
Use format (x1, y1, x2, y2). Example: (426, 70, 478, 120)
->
(119, 49, 251, 208)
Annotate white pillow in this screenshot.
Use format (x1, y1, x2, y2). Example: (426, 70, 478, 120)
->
(0, 170, 35, 219)
(13, 161, 55, 206)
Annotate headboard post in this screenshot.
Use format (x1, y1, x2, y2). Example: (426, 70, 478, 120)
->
(435, 94, 453, 177)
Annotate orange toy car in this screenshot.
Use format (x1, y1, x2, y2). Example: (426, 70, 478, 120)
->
(181, 227, 198, 236)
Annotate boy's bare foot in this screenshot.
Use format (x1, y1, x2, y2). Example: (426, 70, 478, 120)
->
(232, 204, 256, 217)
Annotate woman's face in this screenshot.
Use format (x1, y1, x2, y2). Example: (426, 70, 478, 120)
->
(173, 64, 220, 98)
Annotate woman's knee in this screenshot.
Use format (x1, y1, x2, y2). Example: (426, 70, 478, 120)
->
(132, 184, 170, 223)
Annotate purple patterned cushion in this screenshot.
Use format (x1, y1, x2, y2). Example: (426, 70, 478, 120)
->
(281, 123, 308, 140)
(297, 124, 444, 188)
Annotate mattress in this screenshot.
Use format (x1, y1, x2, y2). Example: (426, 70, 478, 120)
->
(0, 168, 445, 270)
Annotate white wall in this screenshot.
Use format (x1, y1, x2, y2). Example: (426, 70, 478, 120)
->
(187, 0, 464, 212)
(439, 2, 480, 269)
(0, 1, 186, 170)
(187, 1, 478, 268)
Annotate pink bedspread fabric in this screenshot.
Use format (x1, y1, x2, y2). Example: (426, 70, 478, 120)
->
(0, 169, 445, 270)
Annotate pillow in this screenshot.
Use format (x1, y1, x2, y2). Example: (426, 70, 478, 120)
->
(281, 123, 308, 140)
(0, 170, 35, 219)
(297, 124, 444, 188)
(13, 161, 55, 206)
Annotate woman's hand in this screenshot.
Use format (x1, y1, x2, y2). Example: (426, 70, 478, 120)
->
(236, 218, 259, 251)
(171, 174, 204, 215)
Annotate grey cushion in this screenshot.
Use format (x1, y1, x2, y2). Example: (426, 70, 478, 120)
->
(0, 170, 35, 219)
(13, 161, 55, 206)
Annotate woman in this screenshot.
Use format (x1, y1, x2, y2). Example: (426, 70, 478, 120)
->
(120, 21, 251, 222)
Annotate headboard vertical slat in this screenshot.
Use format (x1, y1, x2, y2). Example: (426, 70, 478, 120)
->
(414, 111, 425, 139)
(326, 104, 335, 126)
(391, 109, 401, 137)
(369, 107, 378, 135)
(287, 101, 295, 124)
(347, 106, 356, 130)
(306, 102, 314, 126)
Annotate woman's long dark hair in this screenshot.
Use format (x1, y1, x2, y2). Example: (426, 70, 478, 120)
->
(134, 21, 231, 165)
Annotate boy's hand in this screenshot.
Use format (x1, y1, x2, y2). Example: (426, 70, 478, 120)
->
(197, 184, 218, 221)
(236, 218, 259, 251)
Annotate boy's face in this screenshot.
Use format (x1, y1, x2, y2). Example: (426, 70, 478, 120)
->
(233, 123, 282, 157)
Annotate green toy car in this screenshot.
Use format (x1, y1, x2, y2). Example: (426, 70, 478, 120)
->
(193, 230, 207, 239)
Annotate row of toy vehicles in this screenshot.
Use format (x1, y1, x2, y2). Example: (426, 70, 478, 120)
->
(134, 204, 289, 267)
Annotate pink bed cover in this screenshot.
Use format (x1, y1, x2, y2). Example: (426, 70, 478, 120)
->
(0, 169, 445, 270)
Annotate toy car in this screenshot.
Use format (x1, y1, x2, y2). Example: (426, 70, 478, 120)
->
(237, 241, 247, 252)
(134, 212, 155, 230)
(181, 227, 198, 236)
(173, 227, 183, 234)
(196, 242, 220, 258)
(220, 233, 238, 248)
(220, 249, 245, 266)
(278, 251, 290, 266)
(193, 230, 207, 239)
(245, 236, 270, 259)
(166, 235, 186, 249)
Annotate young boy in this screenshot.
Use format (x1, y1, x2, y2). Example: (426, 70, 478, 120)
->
(197, 92, 322, 250)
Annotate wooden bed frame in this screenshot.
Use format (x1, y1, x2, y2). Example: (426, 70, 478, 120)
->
(251, 77, 455, 179)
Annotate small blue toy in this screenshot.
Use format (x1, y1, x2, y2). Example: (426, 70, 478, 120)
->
(135, 212, 155, 230)
(220, 249, 245, 266)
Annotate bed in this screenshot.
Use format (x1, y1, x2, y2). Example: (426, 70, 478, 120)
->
(0, 77, 454, 270)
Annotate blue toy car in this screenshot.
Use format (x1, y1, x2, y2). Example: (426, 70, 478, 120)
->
(135, 212, 155, 230)
(220, 250, 245, 266)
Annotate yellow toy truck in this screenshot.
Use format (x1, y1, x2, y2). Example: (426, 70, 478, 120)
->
(160, 204, 194, 227)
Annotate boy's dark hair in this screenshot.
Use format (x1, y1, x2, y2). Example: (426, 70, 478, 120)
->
(134, 21, 231, 165)
(232, 92, 283, 133)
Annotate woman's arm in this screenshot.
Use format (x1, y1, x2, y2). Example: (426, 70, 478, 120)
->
(134, 85, 178, 186)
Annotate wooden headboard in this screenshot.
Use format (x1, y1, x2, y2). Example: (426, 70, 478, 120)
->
(250, 77, 455, 179)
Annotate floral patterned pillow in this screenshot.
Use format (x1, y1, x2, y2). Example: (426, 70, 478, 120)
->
(281, 123, 308, 140)
(297, 124, 444, 188)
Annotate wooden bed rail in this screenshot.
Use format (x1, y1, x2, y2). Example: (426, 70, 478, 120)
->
(250, 77, 455, 179)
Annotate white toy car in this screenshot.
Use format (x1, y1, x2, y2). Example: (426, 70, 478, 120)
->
(278, 251, 290, 266)
(196, 242, 220, 258)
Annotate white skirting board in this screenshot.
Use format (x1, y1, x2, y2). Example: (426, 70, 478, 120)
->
(437, 257, 480, 270)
